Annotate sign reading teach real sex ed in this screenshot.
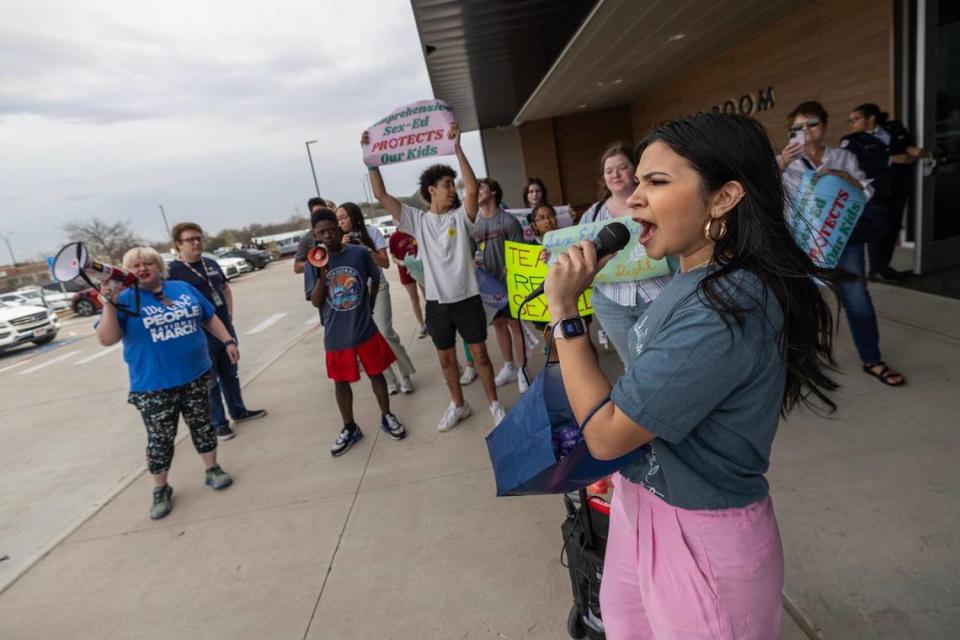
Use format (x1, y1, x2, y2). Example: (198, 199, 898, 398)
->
(788, 170, 866, 268)
(540, 218, 670, 284)
(505, 241, 593, 322)
(363, 99, 457, 168)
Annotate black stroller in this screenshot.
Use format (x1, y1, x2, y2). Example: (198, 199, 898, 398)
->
(561, 487, 610, 639)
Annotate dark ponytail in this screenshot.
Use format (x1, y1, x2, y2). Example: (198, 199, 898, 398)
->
(853, 103, 889, 125)
(636, 113, 840, 414)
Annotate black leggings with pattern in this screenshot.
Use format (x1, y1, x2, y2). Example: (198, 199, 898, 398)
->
(128, 373, 217, 474)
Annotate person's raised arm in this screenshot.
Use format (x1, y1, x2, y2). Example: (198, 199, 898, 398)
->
(450, 122, 479, 221)
(361, 130, 403, 221)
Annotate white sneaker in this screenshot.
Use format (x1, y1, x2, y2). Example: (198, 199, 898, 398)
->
(490, 401, 506, 426)
(459, 365, 477, 385)
(494, 362, 518, 387)
(438, 401, 472, 432)
(517, 371, 529, 394)
(416, 324, 428, 338)
(399, 375, 414, 394)
(386, 379, 399, 395)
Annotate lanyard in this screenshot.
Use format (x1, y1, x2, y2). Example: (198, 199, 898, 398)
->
(182, 259, 224, 307)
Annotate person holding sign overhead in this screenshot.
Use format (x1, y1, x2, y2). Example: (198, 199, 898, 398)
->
(361, 122, 505, 431)
(579, 143, 672, 368)
(543, 112, 841, 639)
(779, 101, 905, 387)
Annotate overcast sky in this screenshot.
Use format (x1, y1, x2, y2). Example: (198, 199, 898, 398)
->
(0, 0, 485, 262)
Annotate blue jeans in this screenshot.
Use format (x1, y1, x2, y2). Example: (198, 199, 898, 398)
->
(208, 339, 246, 427)
(836, 242, 882, 365)
(590, 288, 653, 370)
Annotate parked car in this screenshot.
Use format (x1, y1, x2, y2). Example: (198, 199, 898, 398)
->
(220, 248, 271, 270)
(0, 287, 71, 312)
(377, 220, 398, 238)
(208, 253, 250, 279)
(276, 236, 303, 257)
(72, 287, 102, 316)
(0, 301, 61, 352)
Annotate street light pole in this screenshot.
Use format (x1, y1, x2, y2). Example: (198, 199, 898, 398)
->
(0, 232, 17, 266)
(305, 140, 321, 197)
(158, 205, 171, 239)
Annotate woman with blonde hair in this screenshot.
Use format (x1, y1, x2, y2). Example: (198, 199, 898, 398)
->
(97, 246, 238, 520)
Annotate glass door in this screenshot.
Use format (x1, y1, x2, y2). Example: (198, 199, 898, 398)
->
(916, 0, 960, 272)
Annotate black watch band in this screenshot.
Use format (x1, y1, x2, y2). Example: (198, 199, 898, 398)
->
(224, 339, 237, 346)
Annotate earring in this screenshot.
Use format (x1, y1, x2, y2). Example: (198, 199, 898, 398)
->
(704, 217, 728, 242)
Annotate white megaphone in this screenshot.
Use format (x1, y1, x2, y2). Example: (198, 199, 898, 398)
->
(306, 243, 328, 268)
(52, 242, 142, 314)
(52, 242, 139, 287)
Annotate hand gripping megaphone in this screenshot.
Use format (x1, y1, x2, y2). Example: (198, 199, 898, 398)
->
(306, 242, 328, 268)
(52, 242, 141, 314)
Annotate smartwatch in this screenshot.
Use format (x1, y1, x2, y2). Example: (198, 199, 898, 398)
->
(552, 316, 587, 341)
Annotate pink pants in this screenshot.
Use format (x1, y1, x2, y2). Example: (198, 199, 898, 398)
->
(599, 474, 784, 639)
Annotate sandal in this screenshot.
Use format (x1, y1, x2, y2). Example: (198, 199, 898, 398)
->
(862, 362, 905, 387)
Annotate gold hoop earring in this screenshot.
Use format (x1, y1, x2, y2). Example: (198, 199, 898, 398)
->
(704, 217, 727, 242)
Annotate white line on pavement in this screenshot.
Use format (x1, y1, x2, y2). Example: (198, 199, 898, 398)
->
(246, 312, 288, 335)
(18, 350, 81, 375)
(304, 315, 320, 325)
(73, 344, 121, 365)
(0, 358, 32, 374)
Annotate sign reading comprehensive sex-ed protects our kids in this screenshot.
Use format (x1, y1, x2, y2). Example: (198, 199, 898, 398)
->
(541, 218, 670, 284)
(363, 100, 457, 168)
(505, 241, 593, 322)
(788, 170, 866, 268)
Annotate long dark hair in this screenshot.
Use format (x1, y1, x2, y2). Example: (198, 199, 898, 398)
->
(636, 113, 839, 413)
(522, 177, 549, 207)
(338, 202, 376, 250)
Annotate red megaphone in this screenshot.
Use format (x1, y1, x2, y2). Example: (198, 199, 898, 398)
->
(307, 244, 328, 268)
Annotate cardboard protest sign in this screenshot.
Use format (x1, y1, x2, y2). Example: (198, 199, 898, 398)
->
(788, 170, 865, 267)
(541, 218, 670, 284)
(505, 206, 574, 243)
(505, 241, 593, 322)
(363, 100, 457, 168)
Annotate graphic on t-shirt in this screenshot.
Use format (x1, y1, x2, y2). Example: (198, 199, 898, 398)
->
(140, 293, 203, 343)
(632, 315, 650, 355)
(326, 266, 362, 312)
(641, 443, 665, 498)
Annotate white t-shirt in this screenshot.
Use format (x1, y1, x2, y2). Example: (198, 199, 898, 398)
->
(365, 224, 388, 284)
(398, 204, 479, 303)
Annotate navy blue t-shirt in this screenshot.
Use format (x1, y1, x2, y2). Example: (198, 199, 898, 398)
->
(316, 245, 379, 352)
(116, 280, 215, 392)
(167, 257, 233, 336)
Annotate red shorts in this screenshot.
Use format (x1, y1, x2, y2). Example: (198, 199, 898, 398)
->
(325, 331, 396, 383)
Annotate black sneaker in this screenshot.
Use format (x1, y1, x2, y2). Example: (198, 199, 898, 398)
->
(380, 413, 407, 440)
(215, 424, 236, 440)
(150, 485, 173, 520)
(331, 424, 363, 457)
(234, 409, 267, 423)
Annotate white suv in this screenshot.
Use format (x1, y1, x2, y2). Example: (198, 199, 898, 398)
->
(0, 301, 61, 352)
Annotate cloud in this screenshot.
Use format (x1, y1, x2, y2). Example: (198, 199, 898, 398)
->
(0, 0, 487, 260)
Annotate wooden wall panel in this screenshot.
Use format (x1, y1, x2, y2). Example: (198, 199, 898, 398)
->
(552, 106, 634, 210)
(518, 118, 564, 203)
(629, 0, 894, 150)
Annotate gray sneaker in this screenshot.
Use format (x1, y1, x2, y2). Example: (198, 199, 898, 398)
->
(205, 465, 233, 490)
(150, 485, 173, 520)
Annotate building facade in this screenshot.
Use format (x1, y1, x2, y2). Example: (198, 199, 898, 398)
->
(412, 0, 959, 274)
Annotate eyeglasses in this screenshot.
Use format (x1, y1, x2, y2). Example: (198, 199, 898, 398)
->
(790, 118, 821, 131)
(179, 236, 203, 244)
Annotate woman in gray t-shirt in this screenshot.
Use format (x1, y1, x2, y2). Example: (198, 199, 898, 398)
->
(543, 113, 840, 638)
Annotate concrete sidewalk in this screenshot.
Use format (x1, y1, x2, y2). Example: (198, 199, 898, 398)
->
(2, 269, 954, 638)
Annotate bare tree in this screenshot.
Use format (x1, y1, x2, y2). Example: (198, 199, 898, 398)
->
(62, 218, 144, 263)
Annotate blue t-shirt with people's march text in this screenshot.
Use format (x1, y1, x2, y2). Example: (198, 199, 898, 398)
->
(116, 280, 215, 392)
(316, 244, 379, 352)
(610, 267, 787, 510)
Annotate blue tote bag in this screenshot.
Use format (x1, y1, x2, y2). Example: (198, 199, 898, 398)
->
(485, 357, 644, 497)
